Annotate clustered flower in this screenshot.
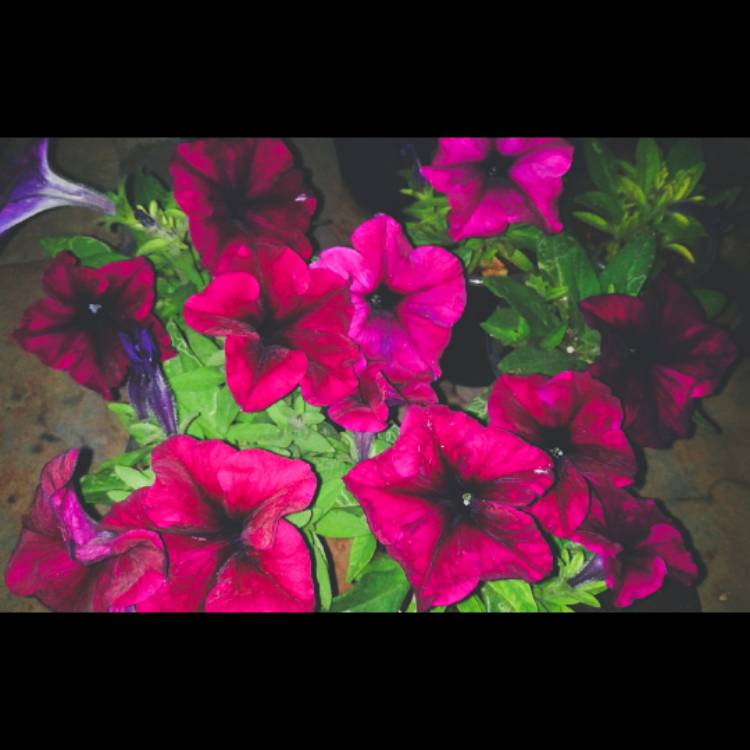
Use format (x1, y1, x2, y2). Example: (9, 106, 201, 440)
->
(7, 136, 737, 612)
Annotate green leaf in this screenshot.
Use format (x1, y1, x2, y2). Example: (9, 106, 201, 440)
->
(481, 307, 530, 345)
(692, 288, 727, 320)
(131, 170, 169, 208)
(484, 276, 560, 340)
(573, 211, 615, 235)
(107, 402, 137, 428)
(618, 176, 647, 207)
(226, 423, 292, 450)
(40, 236, 128, 268)
(502, 224, 545, 250)
(664, 242, 695, 263)
(346, 532, 378, 583)
(584, 140, 619, 194)
(79, 471, 130, 505)
(481, 579, 538, 612)
(315, 507, 371, 538)
(330, 555, 409, 612)
(307, 532, 332, 611)
(539, 322, 568, 350)
(97, 446, 153, 471)
(598, 234, 657, 296)
(635, 138, 662, 193)
(286, 509, 312, 528)
(113, 465, 153, 490)
(456, 593, 487, 613)
(128, 421, 166, 447)
(536, 233, 601, 304)
(168, 367, 225, 392)
(498, 346, 586, 376)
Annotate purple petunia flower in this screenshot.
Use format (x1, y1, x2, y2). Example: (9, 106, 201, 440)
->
(0, 138, 115, 238)
(580, 274, 738, 449)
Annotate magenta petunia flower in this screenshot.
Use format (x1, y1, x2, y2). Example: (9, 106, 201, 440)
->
(580, 274, 738, 449)
(5, 449, 168, 612)
(487, 371, 637, 538)
(13, 251, 175, 400)
(327, 356, 438, 434)
(421, 138, 574, 242)
(313, 214, 466, 383)
(170, 138, 317, 273)
(184, 245, 359, 412)
(570, 484, 698, 608)
(101, 436, 317, 612)
(344, 405, 555, 610)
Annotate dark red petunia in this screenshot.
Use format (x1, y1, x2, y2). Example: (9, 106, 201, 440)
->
(421, 138, 574, 242)
(487, 371, 637, 538)
(13, 251, 175, 400)
(580, 274, 738, 449)
(570, 483, 698, 608)
(344, 405, 555, 610)
(170, 138, 317, 273)
(326, 356, 438, 434)
(313, 214, 466, 383)
(5, 449, 167, 612)
(184, 245, 359, 412)
(101, 436, 317, 612)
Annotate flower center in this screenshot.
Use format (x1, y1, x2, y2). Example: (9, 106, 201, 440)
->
(367, 285, 403, 312)
(483, 151, 515, 180)
(254, 314, 287, 347)
(539, 426, 574, 462)
(436, 475, 482, 524)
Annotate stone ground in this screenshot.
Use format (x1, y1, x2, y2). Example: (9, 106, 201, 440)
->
(1, 137, 749, 612)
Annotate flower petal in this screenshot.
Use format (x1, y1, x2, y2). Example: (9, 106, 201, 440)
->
(205, 521, 314, 612)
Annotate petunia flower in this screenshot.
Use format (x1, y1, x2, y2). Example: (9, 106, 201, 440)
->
(580, 273, 738, 449)
(13, 251, 175, 400)
(487, 371, 637, 538)
(184, 245, 359, 412)
(5, 449, 168, 612)
(570, 483, 698, 608)
(0, 138, 115, 238)
(421, 138, 574, 242)
(344, 405, 555, 611)
(313, 214, 466, 383)
(101, 436, 317, 612)
(170, 138, 317, 273)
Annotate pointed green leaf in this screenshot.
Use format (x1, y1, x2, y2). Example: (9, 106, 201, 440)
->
(330, 555, 409, 612)
(481, 579, 538, 612)
(346, 532, 378, 583)
(481, 307, 530, 345)
(584, 140, 619, 193)
(598, 234, 657, 296)
(483, 276, 560, 340)
(635, 138, 662, 193)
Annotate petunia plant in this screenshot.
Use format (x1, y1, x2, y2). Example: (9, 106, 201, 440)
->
(2, 136, 740, 612)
